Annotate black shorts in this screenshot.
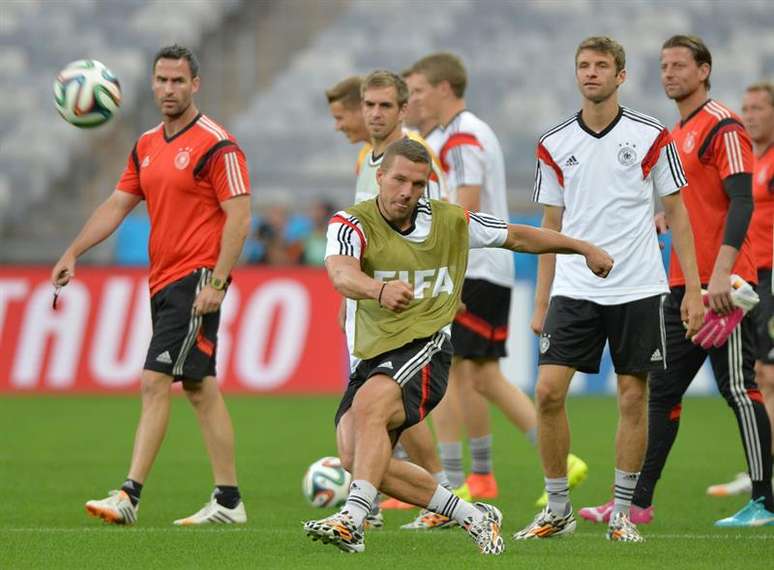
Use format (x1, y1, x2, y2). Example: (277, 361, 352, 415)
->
(334, 332, 452, 439)
(143, 268, 219, 382)
(538, 294, 666, 375)
(752, 269, 773, 364)
(451, 278, 511, 359)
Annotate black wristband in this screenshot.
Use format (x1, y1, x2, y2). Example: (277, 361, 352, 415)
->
(377, 283, 386, 306)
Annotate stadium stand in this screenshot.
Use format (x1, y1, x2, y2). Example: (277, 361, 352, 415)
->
(1, 0, 772, 262)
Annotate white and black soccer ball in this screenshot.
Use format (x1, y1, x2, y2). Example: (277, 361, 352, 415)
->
(53, 59, 121, 128)
(302, 456, 352, 508)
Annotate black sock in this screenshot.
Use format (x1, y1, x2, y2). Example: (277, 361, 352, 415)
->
(214, 485, 241, 509)
(632, 402, 682, 508)
(121, 479, 143, 506)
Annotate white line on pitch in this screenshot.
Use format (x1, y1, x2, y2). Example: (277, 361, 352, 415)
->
(2, 528, 773, 540)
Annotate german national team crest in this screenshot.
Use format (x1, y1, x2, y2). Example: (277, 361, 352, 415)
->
(757, 165, 768, 186)
(617, 142, 637, 166)
(175, 147, 192, 170)
(683, 131, 697, 153)
(141, 155, 150, 168)
(539, 334, 551, 355)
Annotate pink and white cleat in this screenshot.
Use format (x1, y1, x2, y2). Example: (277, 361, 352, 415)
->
(578, 499, 653, 524)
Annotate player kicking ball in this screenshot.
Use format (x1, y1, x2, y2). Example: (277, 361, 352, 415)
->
(303, 138, 613, 554)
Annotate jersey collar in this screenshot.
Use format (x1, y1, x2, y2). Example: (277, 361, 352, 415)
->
(163, 112, 202, 143)
(576, 106, 623, 139)
(679, 99, 711, 128)
(439, 109, 466, 131)
(376, 197, 420, 236)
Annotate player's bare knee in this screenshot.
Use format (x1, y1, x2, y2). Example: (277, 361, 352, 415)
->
(139, 372, 170, 402)
(535, 381, 565, 414)
(618, 382, 647, 418)
(182, 381, 206, 406)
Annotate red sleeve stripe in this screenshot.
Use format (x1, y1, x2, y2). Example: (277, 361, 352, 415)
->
(225, 152, 248, 196)
(724, 131, 745, 174)
(439, 132, 482, 173)
(641, 127, 671, 179)
(330, 215, 366, 254)
(537, 142, 564, 187)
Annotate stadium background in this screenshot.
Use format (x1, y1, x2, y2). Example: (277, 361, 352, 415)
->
(3, 0, 772, 396)
(1, 1, 774, 566)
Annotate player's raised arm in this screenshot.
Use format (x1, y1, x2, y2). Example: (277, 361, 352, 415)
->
(51, 189, 142, 286)
(502, 223, 613, 278)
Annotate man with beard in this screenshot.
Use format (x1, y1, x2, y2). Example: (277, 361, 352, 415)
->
(52, 44, 252, 526)
(513, 36, 703, 543)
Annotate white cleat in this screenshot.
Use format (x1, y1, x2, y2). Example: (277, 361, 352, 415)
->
(173, 494, 247, 526)
(85, 490, 138, 525)
(707, 473, 752, 497)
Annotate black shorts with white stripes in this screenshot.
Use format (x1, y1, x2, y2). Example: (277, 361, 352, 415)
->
(334, 332, 452, 438)
(144, 268, 219, 381)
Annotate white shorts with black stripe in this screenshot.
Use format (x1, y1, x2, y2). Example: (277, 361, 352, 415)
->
(334, 332, 452, 438)
(144, 268, 220, 381)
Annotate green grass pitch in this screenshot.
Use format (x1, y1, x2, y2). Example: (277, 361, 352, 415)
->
(1, 395, 772, 568)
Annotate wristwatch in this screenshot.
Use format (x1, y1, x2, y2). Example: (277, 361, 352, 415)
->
(210, 276, 228, 291)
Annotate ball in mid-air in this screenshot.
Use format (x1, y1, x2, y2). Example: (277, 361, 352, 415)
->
(53, 59, 121, 128)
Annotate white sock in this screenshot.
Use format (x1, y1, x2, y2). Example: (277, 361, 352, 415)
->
(545, 476, 570, 516)
(344, 480, 378, 527)
(426, 484, 483, 526)
(612, 469, 639, 518)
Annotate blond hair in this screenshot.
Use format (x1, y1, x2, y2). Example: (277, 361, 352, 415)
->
(361, 70, 409, 106)
(407, 53, 467, 98)
(325, 76, 362, 109)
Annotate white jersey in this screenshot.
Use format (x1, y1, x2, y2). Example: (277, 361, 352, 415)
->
(325, 199, 508, 370)
(434, 110, 514, 287)
(533, 106, 687, 304)
(354, 129, 447, 205)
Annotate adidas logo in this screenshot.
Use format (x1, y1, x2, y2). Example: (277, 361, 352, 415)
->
(564, 155, 579, 167)
(650, 348, 662, 362)
(156, 351, 173, 364)
(380, 361, 394, 370)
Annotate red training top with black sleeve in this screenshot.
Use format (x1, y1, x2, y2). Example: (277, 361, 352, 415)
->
(750, 144, 774, 271)
(116, 113, 250, 295)
(668, 99, 756, 286)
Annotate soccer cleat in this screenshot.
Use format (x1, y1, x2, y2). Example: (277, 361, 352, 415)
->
(400, 508, 458, 530)
(364, 507, 384, 530)
(85, 490, 138, 525)
(578, 499, 614, 523)
(380, 496, 415, 510)
(707, 472, 752, 497)
(579, 499, 654, 525)
(304, 510, 365, 553)
(536, 453, 589, 507)
(466, 473, 498, 499)
(607, 511, 645, 542)
(714, 497, 774, 528)
(513, 507, 576, 540)
(463, 502, 504, 555)
(453, 482, 473, 502)
(173, 494, 247, 525)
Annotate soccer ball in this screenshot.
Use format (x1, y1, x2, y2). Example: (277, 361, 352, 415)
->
(53, 59, 121, 128)
(302, 456, 351, 508)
